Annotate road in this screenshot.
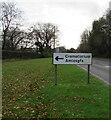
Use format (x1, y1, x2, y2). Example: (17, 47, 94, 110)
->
(78, 58, 111, 85)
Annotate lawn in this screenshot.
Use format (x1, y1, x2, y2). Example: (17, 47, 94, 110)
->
(2, 58, 110, 119)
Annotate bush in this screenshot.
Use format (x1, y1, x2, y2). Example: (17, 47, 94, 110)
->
(2, 50, 42, 59)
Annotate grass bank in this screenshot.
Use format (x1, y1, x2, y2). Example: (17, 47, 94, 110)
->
(2, 58, 110, 119)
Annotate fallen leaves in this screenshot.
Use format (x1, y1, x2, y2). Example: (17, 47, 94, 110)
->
(72, 97, 86, 102)
(3, 75, 87, 119)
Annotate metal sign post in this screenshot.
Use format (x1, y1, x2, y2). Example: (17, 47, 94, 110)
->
(55, 64, 57, 85)
(53, 26, 58, 86)
(54, 48, 60, 85)
(88, 64, 90, 84)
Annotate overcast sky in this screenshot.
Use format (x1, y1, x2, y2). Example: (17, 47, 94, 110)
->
(1, 0, 110, 49)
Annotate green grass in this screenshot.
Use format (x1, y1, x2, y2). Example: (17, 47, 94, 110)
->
(2, 58, 110, 119)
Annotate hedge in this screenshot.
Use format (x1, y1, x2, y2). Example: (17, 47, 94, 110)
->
(2, 50, 42, 59)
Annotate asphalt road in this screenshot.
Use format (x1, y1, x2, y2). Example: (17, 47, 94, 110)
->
(78, 58, 111, 85)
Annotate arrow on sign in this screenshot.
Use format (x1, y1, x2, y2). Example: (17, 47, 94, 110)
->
(55, 56, 64, 61)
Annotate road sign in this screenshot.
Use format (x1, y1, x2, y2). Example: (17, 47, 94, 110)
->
(53, 53, 92, 65)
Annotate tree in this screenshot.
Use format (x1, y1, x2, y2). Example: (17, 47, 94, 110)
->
(77, 29, 90, 52)
(30, 23, 59, 56)
(67, 48, 76, 53)
(77, 16, 109, 57)
(88, 18, 108, 57)
(5, 27, 28, 50)
(0, 2, 22, 50)
(102, 9, 111, 57)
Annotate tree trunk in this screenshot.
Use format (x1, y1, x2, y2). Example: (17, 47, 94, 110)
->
(2, 31, 6, 50)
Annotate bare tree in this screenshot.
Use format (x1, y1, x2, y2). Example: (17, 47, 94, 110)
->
(30, 23, 59, 54)
(0, 2, 22, 50)
(6, 27, 28, 50)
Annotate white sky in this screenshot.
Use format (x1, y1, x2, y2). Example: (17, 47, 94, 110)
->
(1, 0, 110, 49)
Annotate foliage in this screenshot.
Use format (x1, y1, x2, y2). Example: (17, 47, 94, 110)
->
(77, 9, 110, 58)
(0, 2, 60, 58)
(0, 2, 23, 50)
(2, 50, 42, 59)
(67, 48, 76, 53)
(29, 23, 59, 57)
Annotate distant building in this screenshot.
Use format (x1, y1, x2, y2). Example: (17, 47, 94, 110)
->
(55, 46, 67, 53)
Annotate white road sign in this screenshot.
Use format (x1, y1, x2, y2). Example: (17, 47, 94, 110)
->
(53, 53, 92, 65)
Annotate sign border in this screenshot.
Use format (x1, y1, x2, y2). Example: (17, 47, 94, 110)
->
(53, 53, 92, 65)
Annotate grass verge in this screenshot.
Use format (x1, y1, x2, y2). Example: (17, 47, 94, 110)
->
(2, 58, 110, 119)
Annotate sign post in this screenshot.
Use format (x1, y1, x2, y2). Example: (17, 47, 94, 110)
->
(53, 53, 92, 85)
(55, 64, 57, 85)
(54, 48, 60, 85)
(88, 64, 90, 84)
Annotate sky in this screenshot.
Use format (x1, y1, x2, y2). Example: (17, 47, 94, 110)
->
(1, 0, 110, 49)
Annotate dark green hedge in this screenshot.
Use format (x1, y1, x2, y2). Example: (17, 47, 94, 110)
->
(2, 50, 42, 59)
